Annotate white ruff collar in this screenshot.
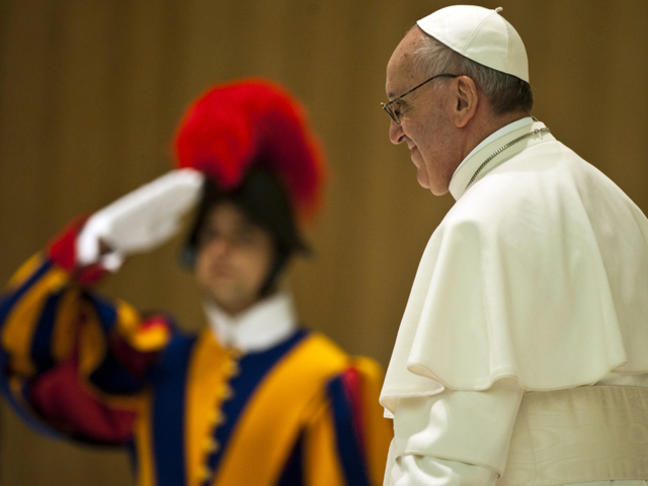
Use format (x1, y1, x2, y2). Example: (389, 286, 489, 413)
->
(203, 292, 298, 352)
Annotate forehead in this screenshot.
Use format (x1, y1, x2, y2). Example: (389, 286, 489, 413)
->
(203, 202, 252, 229)
(385, 27, 426, 98)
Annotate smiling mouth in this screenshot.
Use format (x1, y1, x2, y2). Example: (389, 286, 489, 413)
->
(209, 264, 234, 277)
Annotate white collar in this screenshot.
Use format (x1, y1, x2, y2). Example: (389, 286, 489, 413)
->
(203, 292, 298, 352)
(449, 117, 551, 200)
(458, 116, 534, 169)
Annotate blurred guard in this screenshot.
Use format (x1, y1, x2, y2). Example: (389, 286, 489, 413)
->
(0, 79, 391, 486)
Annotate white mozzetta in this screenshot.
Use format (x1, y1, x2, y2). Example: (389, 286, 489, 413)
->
(381, 120, 648, 409)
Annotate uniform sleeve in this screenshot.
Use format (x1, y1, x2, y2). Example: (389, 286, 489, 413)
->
(0, 217, 173, 445)
(384, 380, 523, 486)
(302, 358, 392, 486)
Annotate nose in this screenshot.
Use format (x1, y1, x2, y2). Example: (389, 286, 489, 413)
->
(388, 120, 405, 145)
(207, 237, 231, 257)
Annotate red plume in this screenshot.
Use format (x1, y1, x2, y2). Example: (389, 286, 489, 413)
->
(173, 79, 326, 220)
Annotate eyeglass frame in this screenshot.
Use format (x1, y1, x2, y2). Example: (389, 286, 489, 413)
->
(381, 73, 460, 125)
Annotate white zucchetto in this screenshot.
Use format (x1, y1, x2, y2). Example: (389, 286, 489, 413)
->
(417, 5, 529, 82)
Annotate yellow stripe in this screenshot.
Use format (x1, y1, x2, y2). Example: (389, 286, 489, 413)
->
(115, 302, 169, 353)
(77, 311, 107, 377)
(130, 326, 170, 351)
(2, 265, 69, 376)
(7, 253, 44, 289)
(184, 330, 233, 486)
(114, 301, 141, 340)
(352, 357, 392, 485)
(303, 401, 346, 486)
(133, 394, 156, 486)
(213, 333, 349, 486)
(51, 289, 82, 362)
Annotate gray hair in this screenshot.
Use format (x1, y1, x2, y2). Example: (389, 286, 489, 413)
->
(412, 30, 533, 115)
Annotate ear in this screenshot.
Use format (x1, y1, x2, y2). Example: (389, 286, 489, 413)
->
(452, 75, 479, 128)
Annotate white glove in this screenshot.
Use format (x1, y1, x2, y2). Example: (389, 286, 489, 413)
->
(76, 168, 204, 271)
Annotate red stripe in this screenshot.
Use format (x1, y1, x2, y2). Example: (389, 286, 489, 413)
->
(28, 359, 136, 444)
(47, 216, 107, 285)
(110, 315, 170, 377)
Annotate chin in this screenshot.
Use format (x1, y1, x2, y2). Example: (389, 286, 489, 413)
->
(428, 184, 449, 196)
(210, 294, 247, 315)
(418, 169, 449, 196)
(415, 167, 429, 189)
(418, 176, 448, 196)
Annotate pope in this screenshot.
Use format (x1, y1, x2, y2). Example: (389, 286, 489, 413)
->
(380, 5, 648, 485)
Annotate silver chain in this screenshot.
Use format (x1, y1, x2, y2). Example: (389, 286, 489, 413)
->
(466, 127, 551, 190)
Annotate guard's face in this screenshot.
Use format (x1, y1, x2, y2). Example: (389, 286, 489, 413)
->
(194, 202, 275, 315)
(385, 28, 458, 196)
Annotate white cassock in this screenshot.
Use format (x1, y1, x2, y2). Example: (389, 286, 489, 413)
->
(381, 117, 648, 486)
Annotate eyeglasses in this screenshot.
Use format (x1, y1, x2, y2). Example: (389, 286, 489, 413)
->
(381, 73, 460, 125)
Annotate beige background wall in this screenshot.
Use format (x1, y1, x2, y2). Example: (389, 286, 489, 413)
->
(0, 0, 647, 484)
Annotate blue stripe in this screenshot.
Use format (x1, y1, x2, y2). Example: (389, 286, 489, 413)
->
(0, 259, 52, 326)
(30, 291, 63, 373)
(202, 329, 309, 486)
(0, 258, 63, 438)
(327, 374, 371, 486)
(85, 293, 118, 334)
(276, 431, 305, 486)
(126, 439, 138, 475)
(89, 351, 145, 395)
(150, 332, 196, 486)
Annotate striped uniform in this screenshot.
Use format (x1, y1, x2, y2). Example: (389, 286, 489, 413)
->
(0, 219, 391, 486)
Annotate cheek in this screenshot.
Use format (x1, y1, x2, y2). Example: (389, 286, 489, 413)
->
(411, 115, 447, 162)
(417, 139, 440, 164)
(402, 119, 435, 158)
(193, 251, 211, 283)
(235, 243, 275, 286)
(400, 119, 421, 143)
(247, 250, 273, 283)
